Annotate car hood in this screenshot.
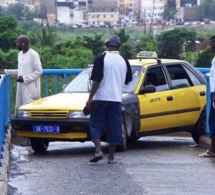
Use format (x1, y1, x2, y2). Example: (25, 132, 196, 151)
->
(18, 93, 89, 111)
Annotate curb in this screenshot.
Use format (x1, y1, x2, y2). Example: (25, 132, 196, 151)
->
(0, 127, 11, 195)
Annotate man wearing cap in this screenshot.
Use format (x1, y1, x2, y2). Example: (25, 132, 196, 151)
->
(86, 35, 132, 164)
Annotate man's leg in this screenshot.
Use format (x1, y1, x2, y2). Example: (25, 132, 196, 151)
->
(210, 138, 215, 153)
(89, 101, 106, 162)
(108, 144, 116, 164)
(93, 139, 103, 155)
(106, 102, 122, 164)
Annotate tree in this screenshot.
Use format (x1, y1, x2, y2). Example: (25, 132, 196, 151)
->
(120, 42, 134, 59)
(112, 28, 130, 44)
(135, 35, 158, 56)
(199, 0, 215, 21)
(162, 5, 176, 22)
(81, 33, 105, 58)
(6, 3, 31, 20)
(28, 27, 59, 48)
(0, 5, 5, 16)
(157, 28, 197, 59)
(0, 16, 23, 51)
(196, 47, 213, 67)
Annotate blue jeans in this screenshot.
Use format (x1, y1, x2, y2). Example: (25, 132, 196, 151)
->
(209, 93, 215, 138)
(90, 101, 122, 145)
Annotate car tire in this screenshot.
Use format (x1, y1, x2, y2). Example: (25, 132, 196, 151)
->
(191, 111, 206, 144)
(30, 138, 49, 153)
(116, 116, 127, 152)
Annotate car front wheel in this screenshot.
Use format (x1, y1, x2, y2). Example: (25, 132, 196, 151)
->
(30, 138, 49, 153)
(116, 116, 127, 152)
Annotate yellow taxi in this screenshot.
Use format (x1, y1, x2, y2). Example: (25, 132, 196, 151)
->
(11, 51, 206, 153)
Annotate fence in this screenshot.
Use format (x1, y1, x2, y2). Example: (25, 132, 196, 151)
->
(0, 67, 211, 156)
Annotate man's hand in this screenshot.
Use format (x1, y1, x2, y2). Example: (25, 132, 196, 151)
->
(0, 69, 5, 74)
(17, 76, 24, 82)
(86, 98, 93, 110)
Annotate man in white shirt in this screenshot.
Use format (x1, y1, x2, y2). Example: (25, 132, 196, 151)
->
(199, 35, 215, 157)
(86, 35, 132, 164)
(0, 35, 43, 146)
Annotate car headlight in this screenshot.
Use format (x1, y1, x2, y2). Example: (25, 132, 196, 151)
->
(68, 111, 90, 119)
(15, 110, 30, 118)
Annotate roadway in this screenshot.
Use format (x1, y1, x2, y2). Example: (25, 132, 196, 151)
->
(7, 133, 215, 195)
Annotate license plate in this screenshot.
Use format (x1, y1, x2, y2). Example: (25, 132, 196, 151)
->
(33, 125, 60, 133)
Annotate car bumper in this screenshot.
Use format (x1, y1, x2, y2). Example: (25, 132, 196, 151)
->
(11, 118, 91, 140)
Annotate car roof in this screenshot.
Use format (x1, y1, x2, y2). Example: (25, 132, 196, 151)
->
(128, 59, 184, 67)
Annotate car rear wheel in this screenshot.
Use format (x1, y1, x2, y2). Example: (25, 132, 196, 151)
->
(116, 116, 127, 152)
(191, 111, 206, 144)
(30, 138, 49, 153)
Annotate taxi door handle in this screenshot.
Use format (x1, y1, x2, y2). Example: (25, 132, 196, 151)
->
(200, 91, 205, 96)
(167, 96, 173, 101)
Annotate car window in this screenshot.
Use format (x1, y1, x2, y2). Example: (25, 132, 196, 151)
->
(123, 66, 142, 93)
(183, 66, 202, 86)
(64, 66, 142, 93)
(143, 67, 169, 92)
(166, 64, 192, 89)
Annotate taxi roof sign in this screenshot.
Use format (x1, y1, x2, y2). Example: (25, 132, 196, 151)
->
(136, 51, 158, 59)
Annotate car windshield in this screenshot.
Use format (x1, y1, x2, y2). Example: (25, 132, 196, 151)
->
(64, 66, 142, 93)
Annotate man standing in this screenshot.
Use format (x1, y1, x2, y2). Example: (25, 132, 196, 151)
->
(199, 35, 215, 157)
(86, 35, 132, 164)
(0, 35, 43, 146)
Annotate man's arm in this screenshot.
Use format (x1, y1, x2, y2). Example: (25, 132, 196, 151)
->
(124, 59, 132, 85)
(86, 81, 100, 108)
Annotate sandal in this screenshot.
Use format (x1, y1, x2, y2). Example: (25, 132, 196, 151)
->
(199, 150, 215, 158)
(107, 159, 116, 164)
(89, 153, 104, 163)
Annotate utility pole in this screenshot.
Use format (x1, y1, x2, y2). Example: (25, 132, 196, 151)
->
(149, 0, 155, 36)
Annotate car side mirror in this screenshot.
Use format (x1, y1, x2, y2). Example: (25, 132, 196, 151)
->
(139, 85, 156, 94)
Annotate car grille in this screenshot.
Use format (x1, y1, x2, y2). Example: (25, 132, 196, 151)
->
(30, 111, 68, 118)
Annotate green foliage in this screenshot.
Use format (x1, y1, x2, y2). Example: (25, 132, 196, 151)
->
(82, 33, 105, 57)
(28, 28, 59, 48)
(162, 5, 176, 21)
(7, 3, 30, 20)
(157, 28, 197, 59)
(112, 28, 130, 44)
(183, 51, 200, 65)
(0, 49, 18, 69)
(0, 5, 5, 16)
(120, 42, 134, 59)
(39, 46, 94, 69)
(135, 35, 158, 55)
(0, 16, 23, 51)
(196, 47, 214, 67)
(17, 20, 41, 31)
(199, 0, 215, 20)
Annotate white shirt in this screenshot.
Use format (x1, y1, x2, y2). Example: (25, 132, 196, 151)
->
(209, 56, 215, 92)
(5, 48, 42, 108)
(93, 51, 128, 102)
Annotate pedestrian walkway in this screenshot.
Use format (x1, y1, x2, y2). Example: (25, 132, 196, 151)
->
(0, 127, 11, 195)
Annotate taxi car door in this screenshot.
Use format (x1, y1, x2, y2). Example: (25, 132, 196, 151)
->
(165, 64, 206, 127)
(138, 66, 177, 132)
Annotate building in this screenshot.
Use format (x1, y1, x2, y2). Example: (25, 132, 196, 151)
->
(55, 0, 87, 25)
(142, 0, 167, 25)
(87, 0, 119, 26)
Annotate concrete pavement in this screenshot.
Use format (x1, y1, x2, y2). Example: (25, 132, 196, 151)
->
(0, 127, 11, 195)
(0, 130, 212, 195)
